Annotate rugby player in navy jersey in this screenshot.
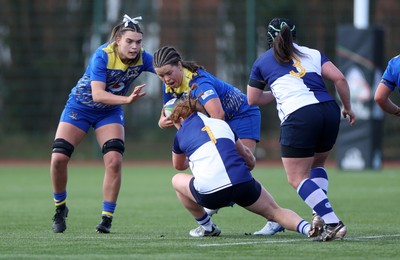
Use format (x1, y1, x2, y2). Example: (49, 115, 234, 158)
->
(247, 18, 356, 241)
(168, 97, 316, 238)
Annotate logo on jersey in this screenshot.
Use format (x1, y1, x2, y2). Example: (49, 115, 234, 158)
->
(110, 82, 126, 92)
(200, 90, 215, 100)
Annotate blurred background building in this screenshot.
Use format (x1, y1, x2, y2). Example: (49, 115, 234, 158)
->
(0, 0, 399, 163)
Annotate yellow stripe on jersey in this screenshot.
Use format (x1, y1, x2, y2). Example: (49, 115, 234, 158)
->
(102, 42, 144, 71)
(165, 68, 195, 95)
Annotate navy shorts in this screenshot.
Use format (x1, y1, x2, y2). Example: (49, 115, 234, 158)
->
(280, 101, 340, 158)
(189, 177, 262, 209)
(228, 108, 261, 142)
(60, 102, 124, 132)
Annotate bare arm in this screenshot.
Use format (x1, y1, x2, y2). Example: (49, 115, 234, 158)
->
(172, 152, 189, 170)
(321, 61, 356, 126)
(247, 85, 275, 106)
(91, 81, 146, 105)
(374, 82, 400, 116)
(203, 98, 225, 120)
(235, 139, 256, 170)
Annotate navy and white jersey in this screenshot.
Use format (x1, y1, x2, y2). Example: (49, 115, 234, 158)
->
(173, 112, 253, 194)
(381, 54, 400, 91)
(68, 42, 155, 110)
(249, 43, 335, 123)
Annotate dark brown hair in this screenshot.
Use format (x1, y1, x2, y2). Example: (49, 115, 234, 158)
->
(267, 18, 303, 64)
(153, 46, 204, 72)
(109, 20, 143, 42)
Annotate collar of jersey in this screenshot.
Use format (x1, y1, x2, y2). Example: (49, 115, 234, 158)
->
(103, 42, 144, 71)
(165, 68, 197, 95)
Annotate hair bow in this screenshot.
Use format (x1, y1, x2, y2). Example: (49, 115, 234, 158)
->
(123, 14, 142, 27)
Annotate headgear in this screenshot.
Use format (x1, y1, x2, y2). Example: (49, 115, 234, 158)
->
(267, 18, 296, 48)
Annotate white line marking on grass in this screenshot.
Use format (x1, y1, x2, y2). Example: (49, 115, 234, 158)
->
(198, 234, 400, 247)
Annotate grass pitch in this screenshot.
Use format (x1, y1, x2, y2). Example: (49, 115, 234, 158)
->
(0, 161, 399, 259)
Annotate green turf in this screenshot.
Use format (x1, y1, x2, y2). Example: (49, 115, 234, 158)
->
(0, 162, 399, 259)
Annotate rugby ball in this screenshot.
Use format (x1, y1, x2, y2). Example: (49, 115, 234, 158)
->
(163, 98, 178, 117)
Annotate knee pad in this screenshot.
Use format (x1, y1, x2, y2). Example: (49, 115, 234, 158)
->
(52, 138, 74, 158)
(102, 139, 125, 155)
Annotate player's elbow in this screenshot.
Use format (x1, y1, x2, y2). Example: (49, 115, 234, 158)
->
(247, 95, 258, 106)
(172, 156, 189, 170)
(374, 94, 387, 109)
(374, 92, 383, 105)
(92, 91, 102, 103)
(209, 110, 225, 120)
(173, 163, 188, 171)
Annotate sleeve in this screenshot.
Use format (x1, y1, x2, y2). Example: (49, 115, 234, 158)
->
(320, 52, 330, 66)
(90, 49, 108, 82)
(172, 135, 184, 154)
(381, 58, 397, 91)
(191, 78, 219, 105)
(142, 50, 156, 74)
(248, 62, 267, 90)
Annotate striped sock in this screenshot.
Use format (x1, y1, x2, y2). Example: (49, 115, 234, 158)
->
(54, 191, 67, 208)
(296, 220, 311, 235)
(195, 213, 213, 232)
(297, 178, 339, 225)
(102, 201, 117, 219)
(310, 167, 328, 194)
(310, 167, 329, 215)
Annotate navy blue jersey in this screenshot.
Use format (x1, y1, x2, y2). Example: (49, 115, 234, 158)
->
(249, 44, 334, 122)
(173, 112, 253, 194)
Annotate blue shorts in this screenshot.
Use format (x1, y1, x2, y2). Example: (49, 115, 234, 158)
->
(228, 107, 261, 142)
(280, 101, 340, 158)
(59, 102, 124, 133)
(189, 177, 262, 209)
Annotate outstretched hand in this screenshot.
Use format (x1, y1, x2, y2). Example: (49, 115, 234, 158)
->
(127, 84, 146, 104)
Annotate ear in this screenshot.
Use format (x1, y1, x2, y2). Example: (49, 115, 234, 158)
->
(178, 61, 183, 71)
(115, 37, 121, 46)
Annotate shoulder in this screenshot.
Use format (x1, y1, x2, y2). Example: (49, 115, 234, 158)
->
(253, 50, 275, 67)
(296, 44, 329, 63)
(99, 42, 115, 54)
(296, 44, 321, 56)
(141, 49, 153, 60)
(195, 68, 210, 78)
(191, 69, 211, 84)
(257, 49, 274, 61)
(92, 42, 114, 60)
(387, 55, 400, 67)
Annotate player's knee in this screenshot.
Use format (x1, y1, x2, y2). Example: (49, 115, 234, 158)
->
(52, 138, 74, 158)
(102, 139, 125, 155)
